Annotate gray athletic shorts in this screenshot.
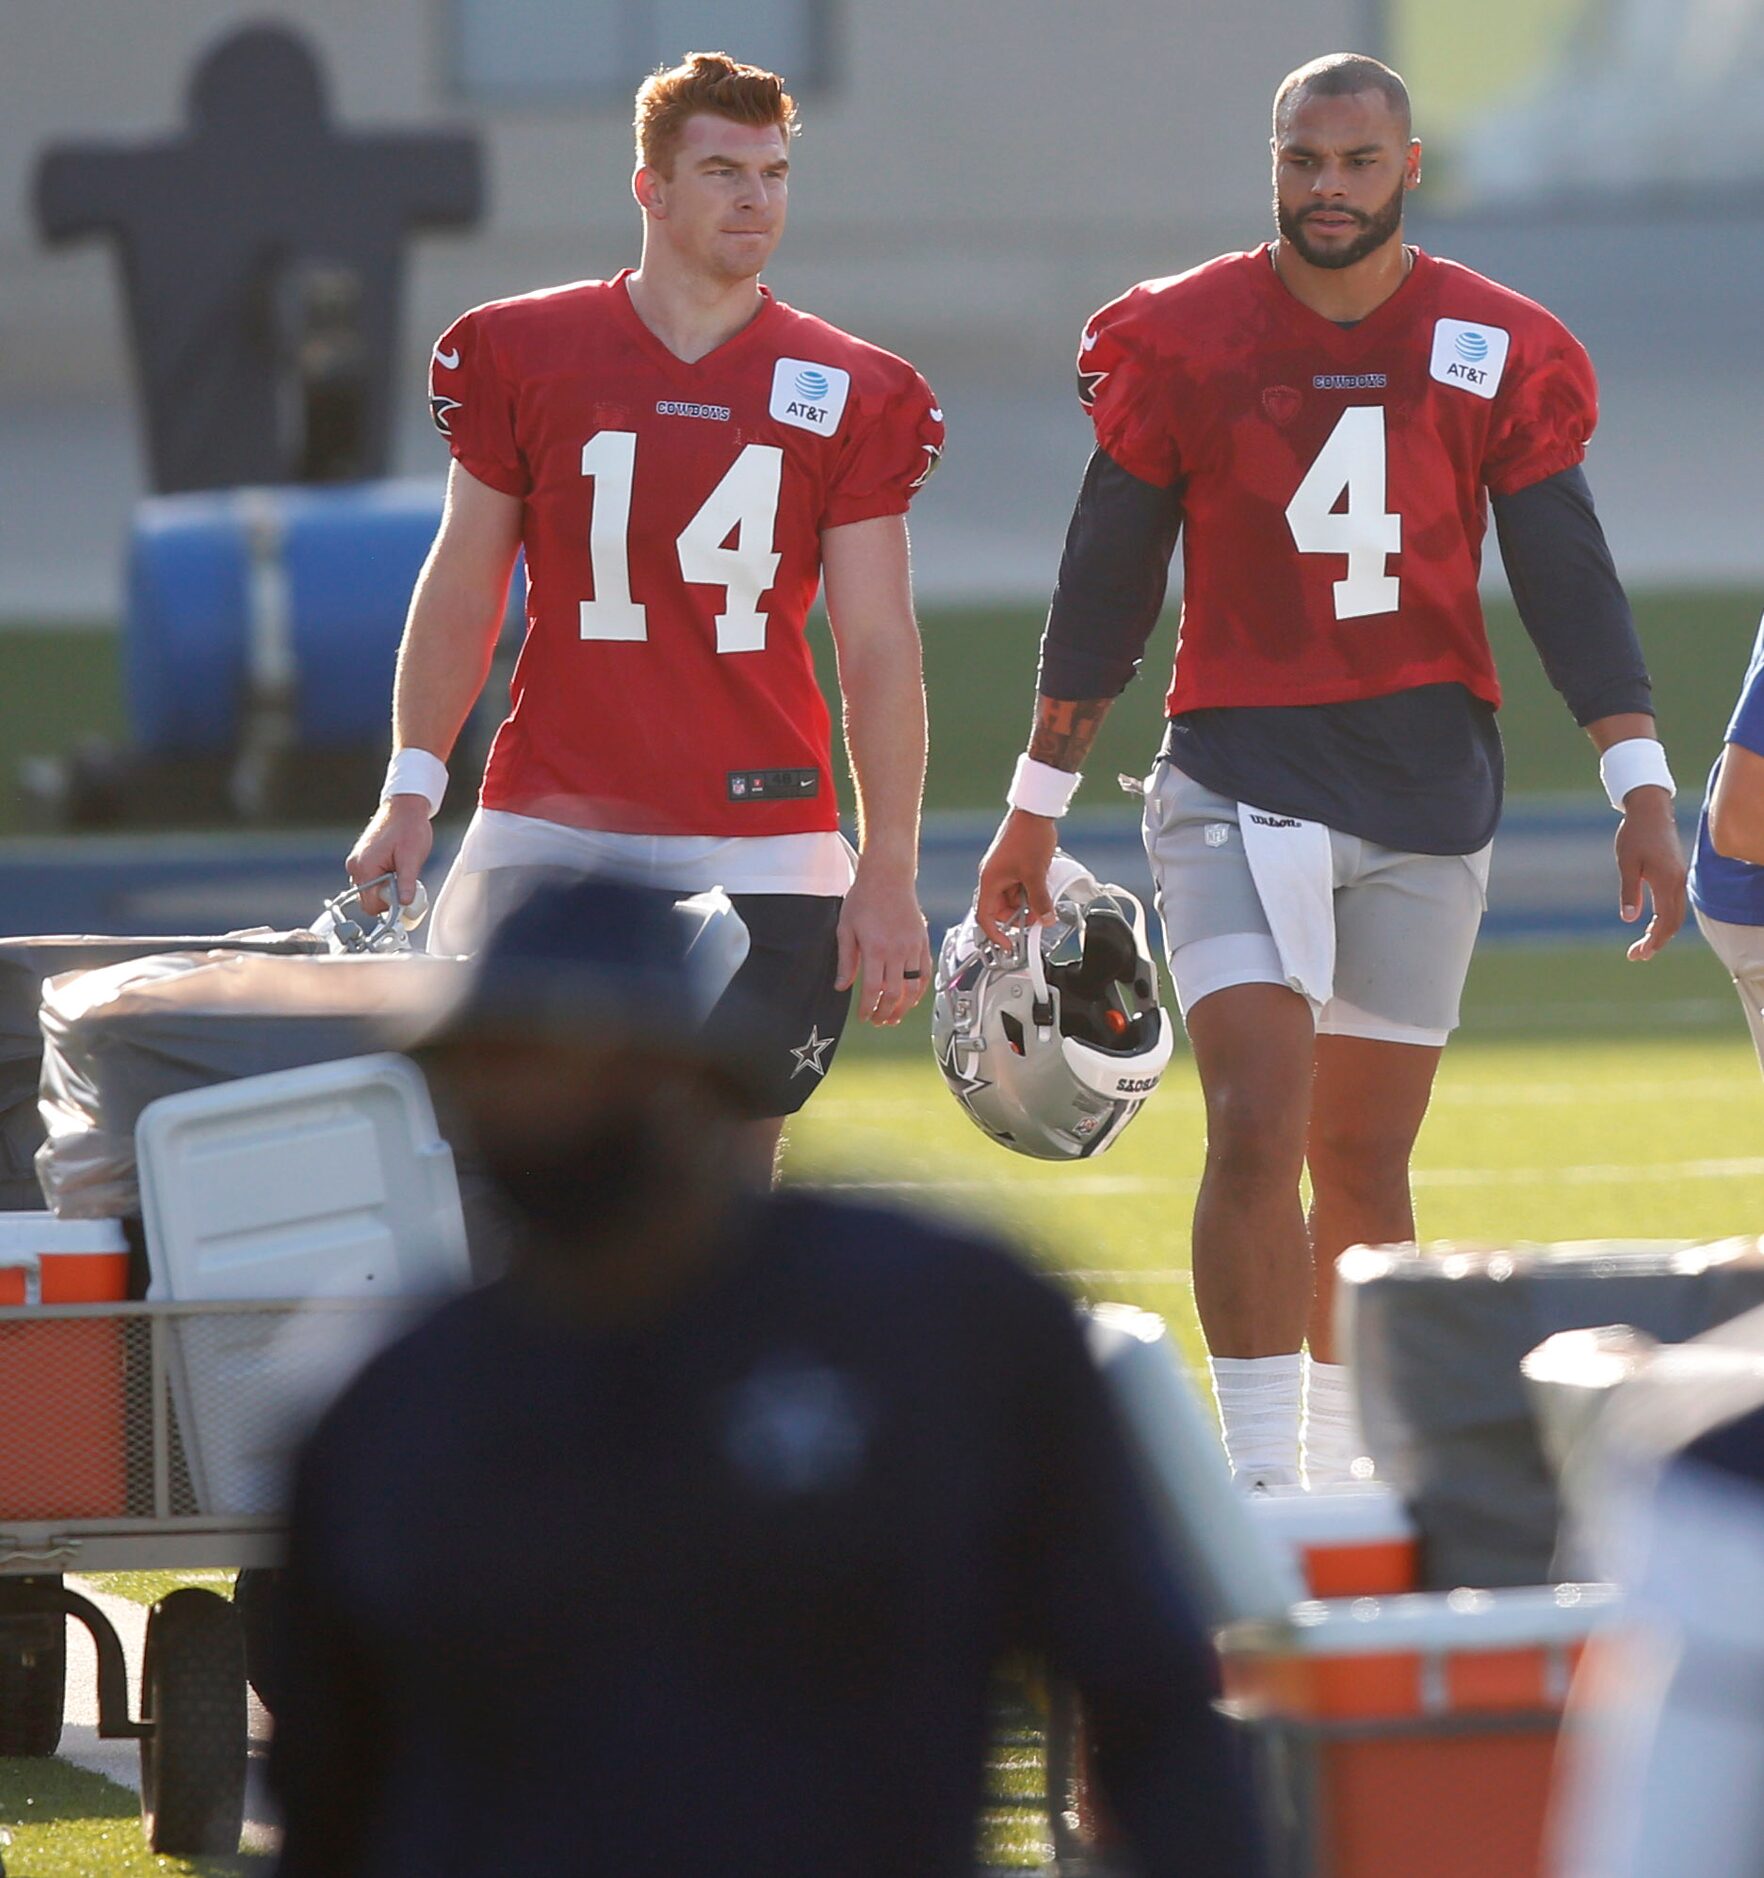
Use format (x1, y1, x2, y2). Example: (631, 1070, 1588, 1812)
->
(1141, 762, 1492, 1047)
(1695, 904, 1764, 1073)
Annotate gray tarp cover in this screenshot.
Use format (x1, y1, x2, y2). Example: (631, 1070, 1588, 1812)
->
(34, 949, 456, 1218)
(1340, 1240, 1764, 1589)
(0, 933, 324, 1209)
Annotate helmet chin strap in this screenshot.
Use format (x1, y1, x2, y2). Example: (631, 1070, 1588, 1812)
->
(1021, 915, 1056, 1035)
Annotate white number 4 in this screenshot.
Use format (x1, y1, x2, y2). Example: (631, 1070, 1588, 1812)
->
(579, 430, 784, 652)
(1284, 406, 1401, 620)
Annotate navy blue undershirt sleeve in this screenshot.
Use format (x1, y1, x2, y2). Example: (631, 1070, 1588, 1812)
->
(1491, 464, 1653, 725)
(1037, 448, 1183, 701)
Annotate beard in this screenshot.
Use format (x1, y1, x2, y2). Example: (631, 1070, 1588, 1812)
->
(1276, 174, 1407, 270)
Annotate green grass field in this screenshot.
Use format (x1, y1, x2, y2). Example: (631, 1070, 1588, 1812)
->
(2, 944, 1756, 1867)
(3, 585, 1761, 834)
(787, 938, 1764, 1371)
(2, 600, 1762, 1865)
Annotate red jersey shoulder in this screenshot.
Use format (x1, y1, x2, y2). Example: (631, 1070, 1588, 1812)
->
(1421, 256, 1582, 351)
(1078, 249, 1262, 397)
(764, 302, 938, 425)
(1418, 255, 1598, 494)
(765, 301, 945, 516)
(427, 279, 621, 490)
(432, 278, 616, 387)
(1074, 252, 1265, 486)
(1416, 255, 1594, 405)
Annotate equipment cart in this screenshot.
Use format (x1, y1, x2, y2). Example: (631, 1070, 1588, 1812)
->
(0, 1295, 406, 1856)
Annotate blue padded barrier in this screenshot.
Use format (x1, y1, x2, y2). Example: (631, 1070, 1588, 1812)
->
(126, 480, 448, 753)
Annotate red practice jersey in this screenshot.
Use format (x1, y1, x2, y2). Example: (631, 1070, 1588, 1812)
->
(431, 274, 942, 834)
(1078, 246, 1598, 715)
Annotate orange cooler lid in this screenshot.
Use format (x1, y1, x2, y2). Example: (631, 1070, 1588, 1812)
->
(1245, 1482, 1420, 1597)
(0, 1215, 130, 1304)
(1220, 1584, 1620, 1723)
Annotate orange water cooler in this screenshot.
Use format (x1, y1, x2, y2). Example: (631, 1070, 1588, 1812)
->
(1245, 1483, 1420, 1599)
(0, 1214, 132, 1520)
(1219, 1583, 1616, 1878)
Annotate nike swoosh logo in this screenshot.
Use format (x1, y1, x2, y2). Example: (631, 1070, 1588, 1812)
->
(1080, 329, 1099, 353)
(434, 348, 460, 370)
(928, 406, 942, 422)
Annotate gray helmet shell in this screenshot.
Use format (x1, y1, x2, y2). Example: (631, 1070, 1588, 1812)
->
(931, 851, 1174, 1160)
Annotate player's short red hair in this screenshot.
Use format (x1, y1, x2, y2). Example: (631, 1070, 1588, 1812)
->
(635, 52, 797, 176)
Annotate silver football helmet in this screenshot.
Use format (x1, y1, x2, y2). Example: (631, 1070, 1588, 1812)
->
(932, 851, 1174, 1160)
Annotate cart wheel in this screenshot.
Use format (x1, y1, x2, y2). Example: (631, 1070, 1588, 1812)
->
(1045, 1683, 1135, 1876)
(139, 1589, 246, 1856)
(1045, 1680, 1090, 1870)
(232, 1567, 284, 1715)
(0, 1576, 66, 1757)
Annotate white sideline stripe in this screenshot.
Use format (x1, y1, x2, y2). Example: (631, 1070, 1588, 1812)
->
(816, 1155, 1764, 1197)
(1416, 1157, 1764, 1188)
(816, 1075, 1756, 1120)
(1066, 1269, 1193, 1284)
(1429, 1077, 1757, 1106)
(1470, 998, 1733, 1029)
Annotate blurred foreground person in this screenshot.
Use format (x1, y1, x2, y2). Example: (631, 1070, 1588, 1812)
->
(268, 874, 1265, 1878)
(1554, 1372, 1764, 1876)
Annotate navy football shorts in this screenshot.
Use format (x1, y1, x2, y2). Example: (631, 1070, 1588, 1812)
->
(711, 894, 853, 1118)
(431, 860, 852, 1119)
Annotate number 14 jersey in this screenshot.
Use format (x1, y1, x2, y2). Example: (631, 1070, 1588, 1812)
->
(1078, 245, 1598, 717)
(431, 274, 942, 835)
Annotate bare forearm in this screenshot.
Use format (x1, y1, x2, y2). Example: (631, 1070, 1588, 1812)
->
(840, 636, 926, 866)
(388, 462, 522, 760)
(1585, 711, 1659, 754)
(821, 514, 928, 868)
(1028, 694, 1116, 773)
(390, 558, 505, 758)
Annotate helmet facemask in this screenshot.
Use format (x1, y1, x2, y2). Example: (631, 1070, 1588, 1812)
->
(932, 854, 1175, 1161)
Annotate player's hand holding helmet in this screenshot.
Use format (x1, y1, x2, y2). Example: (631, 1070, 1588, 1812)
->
(931, 850, 1173, 1160)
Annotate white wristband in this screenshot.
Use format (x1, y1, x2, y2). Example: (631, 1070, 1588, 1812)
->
(1598, 738, 1675, 813)
(1007, 753, 1081, 818)
(381, 747, 448, 818)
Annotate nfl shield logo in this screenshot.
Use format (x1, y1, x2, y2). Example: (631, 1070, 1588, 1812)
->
(1262, 385, 1302, 426)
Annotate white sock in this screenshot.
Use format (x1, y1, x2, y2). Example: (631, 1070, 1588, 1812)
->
(1301, 1356, 1369, 1488)
(1209, 1353, 1302, 1488)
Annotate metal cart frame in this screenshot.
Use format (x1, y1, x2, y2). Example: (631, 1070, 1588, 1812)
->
(0, 1295, 404, 1857)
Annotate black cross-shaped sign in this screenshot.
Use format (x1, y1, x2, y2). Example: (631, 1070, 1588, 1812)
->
(34, 24, 483, 493)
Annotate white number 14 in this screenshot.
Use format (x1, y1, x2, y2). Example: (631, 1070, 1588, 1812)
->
(1284, 406, 1401, 620)
(579, 430, 784, 653)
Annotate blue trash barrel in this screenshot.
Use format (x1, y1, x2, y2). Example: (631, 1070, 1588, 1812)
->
(126, 480, 447, 754)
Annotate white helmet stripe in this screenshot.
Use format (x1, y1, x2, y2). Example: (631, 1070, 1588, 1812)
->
(1062, 1011, 1175, 1096)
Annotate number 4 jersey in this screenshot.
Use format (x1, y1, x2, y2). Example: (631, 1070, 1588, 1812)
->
(430, 273, 943, 835)
(1078, 245, 1597, 716)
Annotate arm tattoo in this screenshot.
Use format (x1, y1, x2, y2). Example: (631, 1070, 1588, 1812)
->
(1028, 695, 1113, 772)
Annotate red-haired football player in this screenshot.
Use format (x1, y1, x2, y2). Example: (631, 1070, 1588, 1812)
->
(975, 54, 1686, 1488)
(347, 52, 942, 1178)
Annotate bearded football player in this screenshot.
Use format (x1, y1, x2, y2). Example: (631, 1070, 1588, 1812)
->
(974, 54, 1686, 1488)
(346, 52, 942, 1177)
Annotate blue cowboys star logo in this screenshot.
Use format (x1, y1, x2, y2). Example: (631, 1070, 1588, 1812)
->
(938, 1032, 991, 1100)
(790, 1025, 836, 1078)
